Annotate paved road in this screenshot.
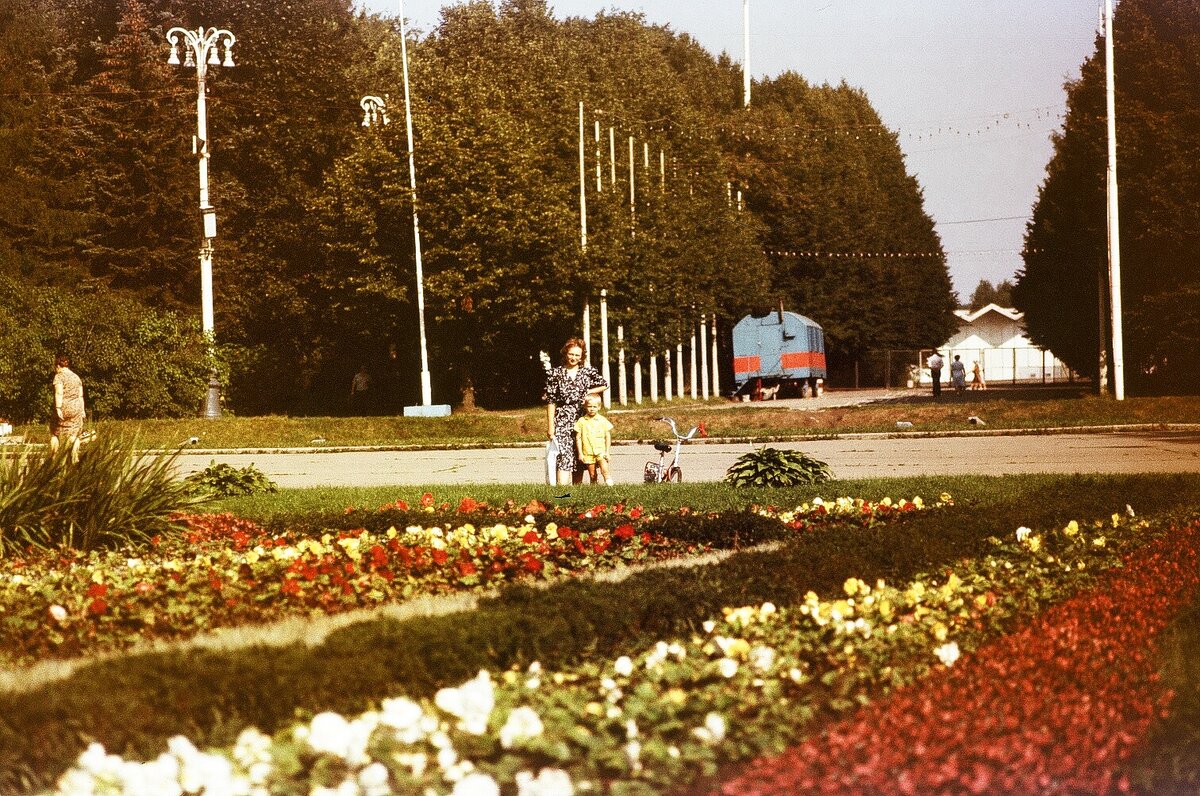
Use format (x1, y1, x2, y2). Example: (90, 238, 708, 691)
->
(172, 430, 1200, 488)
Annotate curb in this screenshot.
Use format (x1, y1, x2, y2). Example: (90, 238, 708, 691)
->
(162, 423, 1200, 456)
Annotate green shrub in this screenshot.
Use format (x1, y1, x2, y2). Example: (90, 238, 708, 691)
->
(725, 447, 832, 487)
(185, 461, 278, 498)
(0, 436, 203, 553)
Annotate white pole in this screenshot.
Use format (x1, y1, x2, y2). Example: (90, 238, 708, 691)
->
(675, 342, 685, 396)
(167, 25, 235, 419)
(689, 325, 698, 399)
(578, 101, 587, 253)
(649, 354, 659, 402)
(633, 357, 643, 404)
(594, 120, 602, 192)
(582, 303, 591, 366)
(398, 0, 432, 406)
(600, 289, 611, 408)
(1104, 0, 1125, 400)
(617, 325, 627, 405)
(628, 136, 636, 229)
(663, 349, 673, 401)
(609, 127, 617, 189)
(700, 314, 709, 399)
(743, 0, 751, 107)
(710, 315, 720, 397)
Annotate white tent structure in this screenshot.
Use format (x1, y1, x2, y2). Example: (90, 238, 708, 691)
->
(927, 304, 1074, 385)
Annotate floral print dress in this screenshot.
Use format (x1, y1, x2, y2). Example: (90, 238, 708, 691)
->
(543, 365, 607, 473)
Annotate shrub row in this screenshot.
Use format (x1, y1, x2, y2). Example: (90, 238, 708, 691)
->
(0, 500, 1050, 793)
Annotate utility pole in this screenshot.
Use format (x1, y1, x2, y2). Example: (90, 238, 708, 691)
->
(166, 25, 235, 419)
(1104, 0, 1125, 399)
(743, 0, 751, 107)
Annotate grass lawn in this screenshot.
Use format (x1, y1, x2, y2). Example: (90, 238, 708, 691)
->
(9, 388, 1199, 450)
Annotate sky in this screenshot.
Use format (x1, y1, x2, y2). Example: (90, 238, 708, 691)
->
(360, 0, 1103, 300)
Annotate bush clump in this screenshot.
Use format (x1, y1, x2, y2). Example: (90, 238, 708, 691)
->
(185, 461, 278, 498)
(725, 447, 832, 487)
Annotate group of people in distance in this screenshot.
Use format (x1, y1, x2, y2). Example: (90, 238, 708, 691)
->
(543, 337, 612, 487)
(927, 350, 986, 398)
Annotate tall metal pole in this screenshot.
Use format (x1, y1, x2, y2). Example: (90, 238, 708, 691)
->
(398, 0, 433, 407)
(1104, 0, 1125, 400)
(743, 0, 751, 107)
(167, 25, 235, 419)
(600, 289, 611, 408)
(578, 101, 587, 252)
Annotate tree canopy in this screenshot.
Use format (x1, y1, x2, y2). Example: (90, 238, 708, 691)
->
(0, 0, 953, 417)
(1016, 0, 1200, 393)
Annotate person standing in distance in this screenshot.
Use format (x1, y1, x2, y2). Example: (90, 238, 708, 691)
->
(50, 353, 86, 463)
(574, 395, 614, 485)
(543, 338, 607, 486)
(927, 350, 944, 399)
(950, 354, 967, 395)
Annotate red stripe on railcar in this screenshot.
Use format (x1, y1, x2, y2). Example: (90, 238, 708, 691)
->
(780, 351, 826, 370)
(733, 355, 761, 374)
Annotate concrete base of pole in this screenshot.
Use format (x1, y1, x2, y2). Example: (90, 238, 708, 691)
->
(403, 404, 452, 417)
(202, 372, 222, 419)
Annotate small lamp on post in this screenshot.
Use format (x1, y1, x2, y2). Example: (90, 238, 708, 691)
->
(166, 25, 235, 419)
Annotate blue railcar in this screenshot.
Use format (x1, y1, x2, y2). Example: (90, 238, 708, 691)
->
(731, 308, 826, 398)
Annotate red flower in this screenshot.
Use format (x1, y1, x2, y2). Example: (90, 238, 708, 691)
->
(457, 497, 478, 513)
(420, 492, 435, 507)
(558, 527, 577, 540)
(280, 578, 301, 596)
(522, 530, 541, 544)
(614, 524, 635, 541)
(369, 544, 388, 568)
(86, 583, 108, 599)
(209, 577, 222, 591)
(628, 507, 643, 519)
(457, 560, 478, 576)
(87, 598, 107, 615)
(432, 549, 449, 565)
(592, 539, 611, 555)
(520, 554, 544, 573)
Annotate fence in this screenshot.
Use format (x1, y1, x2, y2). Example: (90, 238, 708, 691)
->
(828, 348, 1077, 389)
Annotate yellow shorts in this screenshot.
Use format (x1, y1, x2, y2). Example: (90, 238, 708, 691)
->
(579, 452, 609, 465)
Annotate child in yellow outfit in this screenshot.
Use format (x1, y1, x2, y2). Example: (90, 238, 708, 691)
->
(574, 395, 614, 485)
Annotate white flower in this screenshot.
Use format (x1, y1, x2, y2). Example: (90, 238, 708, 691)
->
(515, 767, 574, 796)
(435, 671, 495, 735)
(717, 657, 739, 678)
(48, 604, 68, 623)
(749, 645, 776, 672)
(624, 719, 639, 739)
(395, 752, 428, 777)
(613, 655, 634, 677)
(304, 712, 352, 758)
(691, 712, 727, 745)
(436, 743, 459, 771)
(600, 677, 618, 693)
(359, 762, 391, 796)
(624, 740, 643, 772)
(702, 620, 716, 634)
(499, 706, 545, 748)
(452, 772, 500, 796)
(380, 697, 427, 744)
(1015, 526, 1032, 542)
(935, 641, 961, 666)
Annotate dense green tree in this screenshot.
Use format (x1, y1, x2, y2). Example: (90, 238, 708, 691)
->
(1017, 0, 1200, 392)
(968, 279, 1014, 310)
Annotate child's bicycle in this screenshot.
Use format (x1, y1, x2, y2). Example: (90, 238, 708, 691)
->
(643, 417, 699, 483)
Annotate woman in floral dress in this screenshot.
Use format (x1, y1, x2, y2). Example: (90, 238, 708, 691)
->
(544, 338, 607, 485)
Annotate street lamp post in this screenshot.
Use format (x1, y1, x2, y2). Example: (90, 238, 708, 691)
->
(166, 25, 235, 419)
(360, 90, 449, 417)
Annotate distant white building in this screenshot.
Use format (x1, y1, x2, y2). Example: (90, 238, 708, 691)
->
(922, 304, 1074, 384)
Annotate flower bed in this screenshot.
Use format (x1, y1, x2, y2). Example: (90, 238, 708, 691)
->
(719, 518, 1200, 795)
(0, 494, 928, 668)
(47, 510, 1159, 795)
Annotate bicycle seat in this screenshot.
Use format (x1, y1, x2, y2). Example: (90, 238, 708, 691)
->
(653, 441, 672, 453)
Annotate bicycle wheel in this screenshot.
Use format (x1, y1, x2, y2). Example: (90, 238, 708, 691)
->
(668, 466, 683, 483)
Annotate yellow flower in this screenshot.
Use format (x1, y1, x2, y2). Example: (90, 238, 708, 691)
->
(1028, 536, 1042, 553)
(1064, 520, 1079, 537)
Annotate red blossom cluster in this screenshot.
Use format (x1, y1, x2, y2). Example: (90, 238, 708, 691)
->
(719, 521, 1200, 795)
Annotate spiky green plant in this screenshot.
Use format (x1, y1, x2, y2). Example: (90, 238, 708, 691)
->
(724, 447, 833, 487)
(0, 436, 206, 553)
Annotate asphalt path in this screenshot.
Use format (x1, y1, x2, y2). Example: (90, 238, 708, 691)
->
(172, 430, 1200, 488)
